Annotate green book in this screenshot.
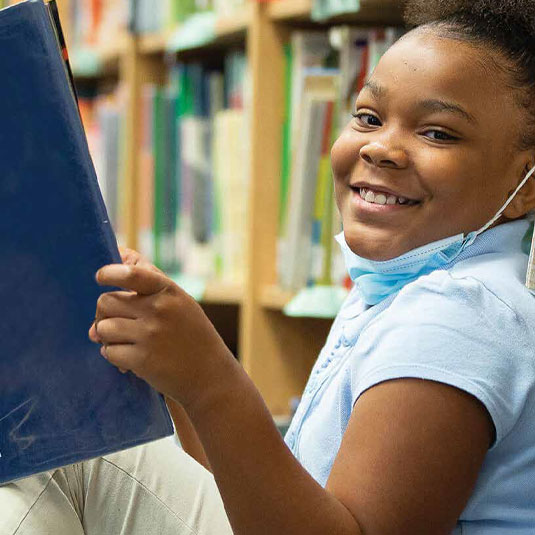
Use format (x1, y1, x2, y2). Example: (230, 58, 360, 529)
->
(152, 87, 164, 269)
(279, 42, 293, 234)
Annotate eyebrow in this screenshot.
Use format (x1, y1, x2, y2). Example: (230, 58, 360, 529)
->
(419, 99, 478, 125)
(362, 80, 386, 99)
(361, 81, 478, 125)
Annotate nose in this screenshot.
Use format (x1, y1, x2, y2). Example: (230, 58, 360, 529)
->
(359, 141, 408, 169)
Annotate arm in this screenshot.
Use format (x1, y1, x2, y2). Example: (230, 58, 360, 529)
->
(165, 397, 211, 472)
(183, 362, 492, 535)
(91, 264, 493, 535)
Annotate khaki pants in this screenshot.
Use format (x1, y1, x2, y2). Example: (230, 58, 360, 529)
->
(0, 438, 233, 535)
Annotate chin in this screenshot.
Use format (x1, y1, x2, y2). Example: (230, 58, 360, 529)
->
(343, 230, 402, 262)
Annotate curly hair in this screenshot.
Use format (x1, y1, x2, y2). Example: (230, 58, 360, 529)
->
(403, 0, 535, 150)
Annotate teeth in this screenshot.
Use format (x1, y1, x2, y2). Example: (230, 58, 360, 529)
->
(358, 187, 415, 206)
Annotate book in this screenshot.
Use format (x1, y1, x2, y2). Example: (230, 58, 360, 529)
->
(138, 84, 156, 261)
(137, 53, 248, 288)
(279, 74, 338, 290)
(130, 0, 247, 35)
(0, 0, 173, 486)
(277, 31, 336, 287)
(69, 0, 128, 48)
(78, 83, 127, 244)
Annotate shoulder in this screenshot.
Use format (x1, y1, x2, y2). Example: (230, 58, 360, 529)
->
(349, 256, 535, 445)
(381, 248, 534, 329)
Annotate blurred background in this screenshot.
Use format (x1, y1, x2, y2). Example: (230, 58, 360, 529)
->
(1, 0, 405, 426)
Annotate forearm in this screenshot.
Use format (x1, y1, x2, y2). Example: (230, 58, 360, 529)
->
(181, 353, 362, 535)
(165, 397, 211, 471)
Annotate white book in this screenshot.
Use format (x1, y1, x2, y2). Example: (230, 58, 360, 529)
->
(281, 97, 328, 289)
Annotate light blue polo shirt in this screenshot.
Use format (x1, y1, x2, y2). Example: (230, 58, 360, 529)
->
(285, 219, 535, 534)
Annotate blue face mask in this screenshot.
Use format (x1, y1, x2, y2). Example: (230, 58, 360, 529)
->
(336, 165, 535, 305)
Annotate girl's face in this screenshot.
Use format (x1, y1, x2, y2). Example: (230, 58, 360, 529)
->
(331, 30, 535, 261)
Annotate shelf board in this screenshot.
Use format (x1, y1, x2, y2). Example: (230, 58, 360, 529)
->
(71, 33, 128, 78)
(96, 32, 129, 63)
(268, 0, 404, 25)
(139, 31, 173, 55)
(202, 282, 243, 305)
(268, 0, 311, 21)
(215, 3, 252, 38)
(138, 6, 251, 56)
(259, 285, 296, 310)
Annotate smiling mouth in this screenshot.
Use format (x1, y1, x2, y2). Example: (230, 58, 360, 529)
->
(351, 186, 420, 206)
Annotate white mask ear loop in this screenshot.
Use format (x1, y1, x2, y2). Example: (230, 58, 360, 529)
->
(477, 164, 535, 237)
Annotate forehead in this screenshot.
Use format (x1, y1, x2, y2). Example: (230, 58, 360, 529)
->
(368, 29, 517, 123)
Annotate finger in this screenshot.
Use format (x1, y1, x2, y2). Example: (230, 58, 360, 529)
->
(96, 318, 139, 345)
(96, 291, 139, 320)
(96, 264, 169, 296)
(101, 344, 143, 373)
(120, 247, 144, 265)
(89, 321, 101, 344)
(121, 251, 165, 275)
(98, 346, 129, 374)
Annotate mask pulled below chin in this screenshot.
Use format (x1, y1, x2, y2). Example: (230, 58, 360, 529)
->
(336, 164, 535, 305)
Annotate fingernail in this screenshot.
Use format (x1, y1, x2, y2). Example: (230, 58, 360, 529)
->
(96, 264, 131, 283)
(100, 346, 108, 359)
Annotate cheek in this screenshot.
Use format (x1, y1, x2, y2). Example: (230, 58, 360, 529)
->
(418, 152, 470, 199)
(331, 129, 359, 180)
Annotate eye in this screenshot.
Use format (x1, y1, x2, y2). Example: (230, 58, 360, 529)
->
(352, 112, 382, 127)
(422, 130, 459, 142)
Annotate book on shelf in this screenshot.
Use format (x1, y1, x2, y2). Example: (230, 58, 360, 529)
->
(280, 74, 338, 290)
(278, 27, 404, 296)
(130, 0, 248, 35)
(0, 0, 173, 485)
(135, 51, 250, 290)
(69, 0, 129, 48)
(79, 85, 127, 245)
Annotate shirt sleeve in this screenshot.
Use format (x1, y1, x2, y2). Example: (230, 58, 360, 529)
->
(350, 270, 534, 447)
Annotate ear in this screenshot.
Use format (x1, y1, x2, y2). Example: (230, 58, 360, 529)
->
(503, 158, 535, 219)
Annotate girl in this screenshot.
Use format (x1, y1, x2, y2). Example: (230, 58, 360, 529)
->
(91, 1, 535, 533)
(5, 0, 535, 533)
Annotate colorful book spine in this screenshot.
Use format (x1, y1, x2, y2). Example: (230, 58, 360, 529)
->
(309, 100, 334, 286)
(137, 51, 248, 286)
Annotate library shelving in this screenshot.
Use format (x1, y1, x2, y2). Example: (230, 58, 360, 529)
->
(49, 0, 404, 417)
(268, 0, 403, 23)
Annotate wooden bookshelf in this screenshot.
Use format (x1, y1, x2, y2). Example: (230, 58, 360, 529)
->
(268, 0, 404, 25)
(259, 285, 296, 310)
(138, 8, 251, 56)
(138, 31, 172, 55)
(202, 283, 243, 306)
(97, 32, 129, 64)
(65, 0, 406, 416)
(267, 0, 312, 21)
(216, 3, 252, 37)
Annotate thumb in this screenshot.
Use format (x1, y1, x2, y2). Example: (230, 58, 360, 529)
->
(96, 264, 169, 296)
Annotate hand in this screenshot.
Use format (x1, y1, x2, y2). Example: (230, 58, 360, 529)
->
(89, 247, 160, 373)
(88, 259, 237, 410)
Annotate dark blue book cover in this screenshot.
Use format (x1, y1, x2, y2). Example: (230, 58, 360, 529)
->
(0, 0, 174, 485)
